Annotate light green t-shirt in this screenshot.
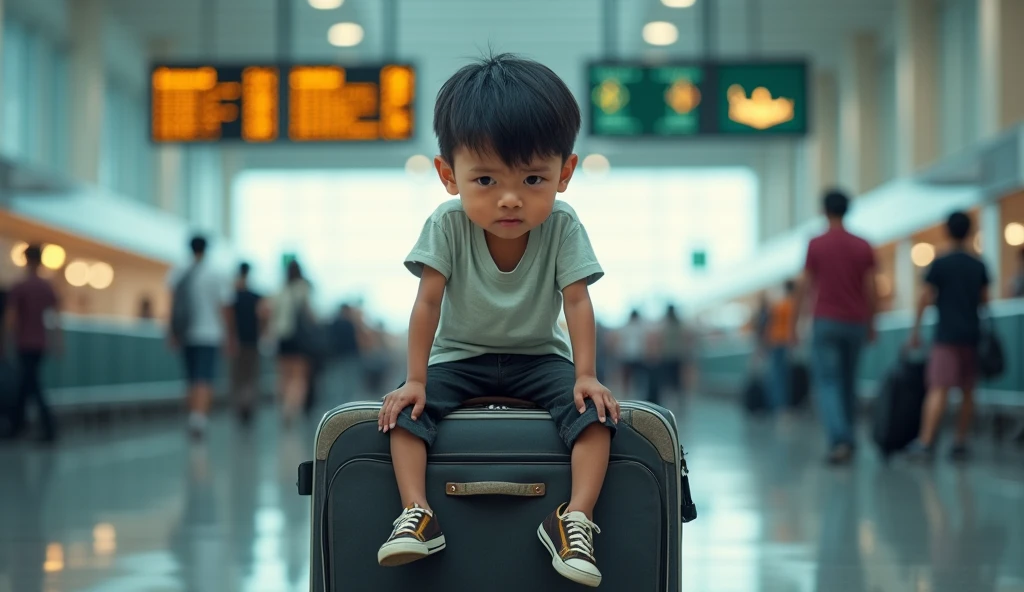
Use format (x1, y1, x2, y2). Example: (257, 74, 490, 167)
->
(405, 199, 604, 366)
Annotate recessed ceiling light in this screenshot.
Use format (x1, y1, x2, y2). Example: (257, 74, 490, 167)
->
(662, 0, 697, 7)
(582, 154, 611, 175)
(643, 21, 678, 46)
(309, 0, 344, 9)
(328, 22, 364, 47)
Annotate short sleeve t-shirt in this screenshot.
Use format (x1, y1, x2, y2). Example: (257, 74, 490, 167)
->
(405, 199, 604, 366)
(167, 260, 233, 347)
(924, 250, 990, 345)
(805, 228, 876, 324)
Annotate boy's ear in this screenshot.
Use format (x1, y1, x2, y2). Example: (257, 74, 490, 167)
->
(434, 156, 460, 196)
(557, 154, 579, 193)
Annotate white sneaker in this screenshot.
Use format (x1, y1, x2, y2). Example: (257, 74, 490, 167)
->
(537, 503, 603, 587)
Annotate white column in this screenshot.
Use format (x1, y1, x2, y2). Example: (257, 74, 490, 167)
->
(69, 0, 105, 184)
(757, 142, 796, 243)
(155, 146, 183, 214)
(803, 70, 838, 222)
(978, 0, 1024, 137)
(838, 33, 881, 195)
(895, 239, 917, 311)
(221, 148, 243, 239)
(980, 201, 1002, 296)
(895, 0, 940, 177)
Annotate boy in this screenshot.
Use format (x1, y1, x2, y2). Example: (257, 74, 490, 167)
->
(375, 53, 619, 588)
(907, 211, 990, 461)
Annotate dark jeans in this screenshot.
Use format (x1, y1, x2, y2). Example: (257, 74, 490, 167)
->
(768, 346, 790, 411)
(13, 350, 55, 440)
(812, 320, 867, 448)
(394, 354, 617, 449)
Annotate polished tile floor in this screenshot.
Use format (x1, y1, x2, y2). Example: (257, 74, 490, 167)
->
(1, 395, 1023, 592)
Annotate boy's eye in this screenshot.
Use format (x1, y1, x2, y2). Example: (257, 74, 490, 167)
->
(474, 176, 495, 187)
(525, 175, 544, 186)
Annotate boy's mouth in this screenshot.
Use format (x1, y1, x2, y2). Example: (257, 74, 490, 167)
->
(497, 218, 523, 227)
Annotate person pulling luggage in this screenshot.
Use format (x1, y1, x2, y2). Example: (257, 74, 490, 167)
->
(374, 54, 619, 588)
(905, 212, 991, 462)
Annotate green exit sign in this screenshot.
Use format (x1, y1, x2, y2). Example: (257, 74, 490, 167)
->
(691, 250, 707, 269)
(587, 61, 808, 137)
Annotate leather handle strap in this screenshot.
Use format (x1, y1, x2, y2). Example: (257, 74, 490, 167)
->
(445, 481, 546, 497)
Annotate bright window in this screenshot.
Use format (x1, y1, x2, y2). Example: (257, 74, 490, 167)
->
(233, 168, 757, 330)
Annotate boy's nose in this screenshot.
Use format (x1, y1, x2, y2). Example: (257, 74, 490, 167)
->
(498, 191, 523, 209)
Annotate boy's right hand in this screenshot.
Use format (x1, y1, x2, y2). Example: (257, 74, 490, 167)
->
(378, 381, 427, 433)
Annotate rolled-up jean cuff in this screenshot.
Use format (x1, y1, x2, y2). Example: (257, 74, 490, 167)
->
(560, 405, 617, 449)
(394, 409, 437, 446)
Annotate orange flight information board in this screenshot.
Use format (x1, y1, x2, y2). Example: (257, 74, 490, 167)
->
(150, 63, 415, 144)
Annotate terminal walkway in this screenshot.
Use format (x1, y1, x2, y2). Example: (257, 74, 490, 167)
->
(1, 395, 1022, 592)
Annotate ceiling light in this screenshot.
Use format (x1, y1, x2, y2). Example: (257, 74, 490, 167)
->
(328, 22, 364, 47)
(309, 0, 344, 8)
(1004, 222, 1024, 246)
(88, 262, 115, 290)
(582, 154, 611, 175)
(662, 0, 697, 7)
(643, 21, 678, 46)
(65, 260, 90, 287)
(911, 243, 935, 267)
(42, 244, 66, 270)
(10, 241, 27, 267)
(405, 154, 432, 175)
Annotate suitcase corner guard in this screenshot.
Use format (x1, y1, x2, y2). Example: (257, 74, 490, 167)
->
(445, 481, 546, 497)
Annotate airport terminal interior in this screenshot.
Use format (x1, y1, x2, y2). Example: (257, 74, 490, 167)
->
(1, 0, 1024, 590)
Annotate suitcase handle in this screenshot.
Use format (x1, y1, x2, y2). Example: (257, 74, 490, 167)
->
(445, 481, 546, 497)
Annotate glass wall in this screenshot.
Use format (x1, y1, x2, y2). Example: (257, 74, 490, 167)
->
(233, 168, 758, 330)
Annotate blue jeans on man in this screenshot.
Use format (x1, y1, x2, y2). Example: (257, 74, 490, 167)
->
(811, 319, 867, 448)
(767, 346, 790, 411)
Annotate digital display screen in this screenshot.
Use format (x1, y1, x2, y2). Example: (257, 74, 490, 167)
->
(588, 61, 807, 137)
(150, 63, 415, 143)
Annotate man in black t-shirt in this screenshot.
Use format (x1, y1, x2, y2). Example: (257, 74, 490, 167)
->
(908, 212, 990, 461)
(227, 263, 265, 424)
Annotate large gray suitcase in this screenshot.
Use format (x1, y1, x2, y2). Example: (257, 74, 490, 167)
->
(298, 399, 696, 591)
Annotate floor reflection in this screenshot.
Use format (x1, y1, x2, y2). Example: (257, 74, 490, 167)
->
(0, 396, 1022, 592)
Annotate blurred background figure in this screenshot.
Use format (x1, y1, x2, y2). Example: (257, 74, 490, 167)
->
(168, 236, 232, 440)
(228, 262, 265, 425)
(617, 309, 648, 396)
(3, 245, 61, 443)
(1009, 248, 1024, 299)
(270, 260, 316, 424)
(766, 280, 797, 412)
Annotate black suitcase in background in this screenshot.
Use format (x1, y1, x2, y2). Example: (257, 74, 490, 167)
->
(298, 400, 695, 591)
(872, 355, 927, 459)
(743, 374, 768, 414)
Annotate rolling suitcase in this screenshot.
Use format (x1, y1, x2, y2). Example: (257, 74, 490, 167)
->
(872, 354, 927, 460)
(298, 399, 696, 591)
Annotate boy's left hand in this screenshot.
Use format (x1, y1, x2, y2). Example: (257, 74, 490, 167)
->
(573, 376, 620, 424)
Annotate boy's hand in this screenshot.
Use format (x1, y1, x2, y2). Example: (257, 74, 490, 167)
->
(573, 376, 620, 424)
(379, 381, 427, 433)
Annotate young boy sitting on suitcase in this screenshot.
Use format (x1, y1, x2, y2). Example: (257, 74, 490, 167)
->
(375, 53, 620, 587)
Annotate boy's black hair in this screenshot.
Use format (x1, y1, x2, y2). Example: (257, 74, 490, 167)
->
(946, 211, 971, 241)
(190, 235, 208, 256)
(823, 189, 850, 218)
(433, 53, 581, 169)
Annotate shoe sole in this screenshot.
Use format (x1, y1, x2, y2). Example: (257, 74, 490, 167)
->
(536, 525, 601, 587)
(377, 536, 446, 567)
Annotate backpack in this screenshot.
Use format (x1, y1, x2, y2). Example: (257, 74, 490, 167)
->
(170, 265, 198, 343)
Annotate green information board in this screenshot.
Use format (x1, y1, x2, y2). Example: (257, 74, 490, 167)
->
(590, 65, 704, 137)
(587, 61, 808, 137)
(715, 63, 807, 135)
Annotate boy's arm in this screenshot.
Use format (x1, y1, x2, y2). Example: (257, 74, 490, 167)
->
(563, 279, 619, 423)
(405, 265, 446, 384)
(562, 280, 597, 379)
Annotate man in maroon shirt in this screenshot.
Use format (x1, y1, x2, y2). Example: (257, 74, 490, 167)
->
(5, 245, 62, 442)
(793, 190, 877, 465)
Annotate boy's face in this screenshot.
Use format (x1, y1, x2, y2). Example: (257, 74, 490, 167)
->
(434, 148, 578, 241)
